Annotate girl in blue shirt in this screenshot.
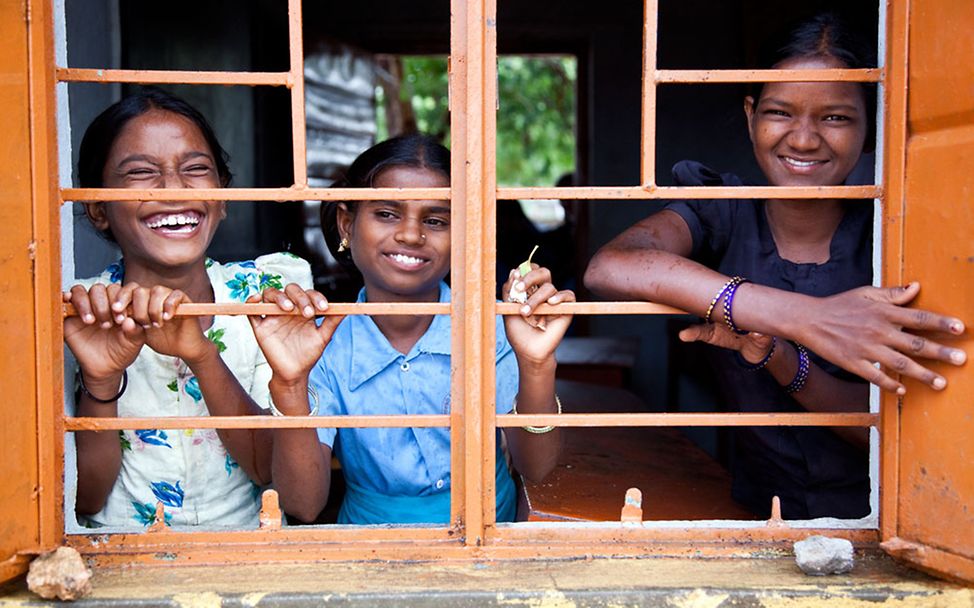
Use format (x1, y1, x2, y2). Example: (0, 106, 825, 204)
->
(251, 135, 572, 524)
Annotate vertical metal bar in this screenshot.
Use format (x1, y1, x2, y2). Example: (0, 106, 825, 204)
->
(287, 0, 308, 188)
(640, 0, 659, 188)
(481, 0, 499, 534)
(448, 0, 470, 532)
(880, 0, 909, 542)
(29, 0, 64, 549)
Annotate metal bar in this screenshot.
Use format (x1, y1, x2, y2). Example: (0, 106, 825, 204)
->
(55, 68, 291, 87)
(28, 0, 63, 554)
(880, 0, 909, 543)
(481, 0, 500, 534)
(640, 0, 658, 186)
(498, 185, 881, 200)
(62, 302, 450, 318)
(61, 187, 450, 202)
(496, 412, 879, 428)
(60, 185, 881, 202)
(655, 68, 883, 84)
(287, 0, 308, 187)
(65, 415, 451, 432)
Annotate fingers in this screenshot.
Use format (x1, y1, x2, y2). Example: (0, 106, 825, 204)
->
(317, 314, 346, 343)
(68, 284, 100, 326)
(520, 282, 558, 317)
(850, 359, 905, 395)
(283, 284, 328, 318)
(889, 331, 967, 367)
(678, 324, 713, 344)
(888, 305, 966, 335)
(880, 281, 921, 306)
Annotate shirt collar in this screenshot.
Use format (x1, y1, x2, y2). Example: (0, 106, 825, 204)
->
(347, 282, 452, 390)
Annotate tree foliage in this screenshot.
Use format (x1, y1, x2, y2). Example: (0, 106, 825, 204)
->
(380, 55, 576, 187)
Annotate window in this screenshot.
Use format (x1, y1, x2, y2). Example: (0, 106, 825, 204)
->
(2, 0, 972, 584)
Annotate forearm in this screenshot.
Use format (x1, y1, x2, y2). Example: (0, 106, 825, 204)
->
(74, 374, 125, 515)
(187, 347, 272, 484)
(763, 340, 870, 449)
(267, 378, 331, 522)
(505, 358, 561, 483)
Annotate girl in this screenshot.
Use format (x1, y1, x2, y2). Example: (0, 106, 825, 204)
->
(585, 14, 966, 519)
(250, 134, 571, 524)
(65, 87, 311, 528)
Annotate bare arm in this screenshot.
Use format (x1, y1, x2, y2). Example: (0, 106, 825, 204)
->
(586, 210, 967, 394)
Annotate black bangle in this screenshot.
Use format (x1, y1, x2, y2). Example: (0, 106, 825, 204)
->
(784, 343, 810, 394)
(79, 370, 128, 403)
(737, 336, 777, 371)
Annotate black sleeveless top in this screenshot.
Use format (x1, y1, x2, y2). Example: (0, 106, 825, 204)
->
(665, 160, 872, 520)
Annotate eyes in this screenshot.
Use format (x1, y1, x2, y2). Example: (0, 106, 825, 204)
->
(118, 160, 216, 184)
(760, 108, 856, 124)
(371, 206, 450, 229)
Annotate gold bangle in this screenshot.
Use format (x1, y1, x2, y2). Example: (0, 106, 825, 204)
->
(511, 393, 562, 434)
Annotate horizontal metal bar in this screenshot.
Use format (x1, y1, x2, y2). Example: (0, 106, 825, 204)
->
(498, 412, 879, 428)
(63, 412, 877, 432)
(65, 415, 451, 432)
(61, 187, 451, 203)
(655, 68, 883, 84)
(67, 526, 454, 545)
(62, 302, 684, 318)
(62, 302, 450, 318)
(56, 68, 291, 87)
(498, 185, 881, 200)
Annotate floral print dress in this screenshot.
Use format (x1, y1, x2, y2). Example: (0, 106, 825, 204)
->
(71, 253, 312, 529)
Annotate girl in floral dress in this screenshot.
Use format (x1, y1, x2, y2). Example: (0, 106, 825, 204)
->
(64, 88, 311, 528)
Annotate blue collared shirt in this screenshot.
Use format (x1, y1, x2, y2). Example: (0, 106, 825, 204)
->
(310, 282, 518, 497)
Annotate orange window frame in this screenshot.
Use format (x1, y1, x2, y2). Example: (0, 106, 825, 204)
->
(9, 0, 942, 571)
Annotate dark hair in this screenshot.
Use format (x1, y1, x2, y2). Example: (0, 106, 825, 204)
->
(321, 134, 451, 271)
(78, 87, 232, 241)
(753, 12, 877, 151)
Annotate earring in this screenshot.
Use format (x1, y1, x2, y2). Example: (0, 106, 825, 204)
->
(337, 237, 349, 253)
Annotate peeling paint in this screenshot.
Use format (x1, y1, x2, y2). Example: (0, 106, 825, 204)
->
(496, 589, 577, 607)
(755, 588, 974, 607)
(667, 589, 731, 608)
(171, 592, 224, 608)
(239, 592, 267, 606)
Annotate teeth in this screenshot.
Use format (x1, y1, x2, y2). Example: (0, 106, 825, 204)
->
(146, 213, 200, 229)
(783, 158, 820, 168)
(390, 253, 424, 265)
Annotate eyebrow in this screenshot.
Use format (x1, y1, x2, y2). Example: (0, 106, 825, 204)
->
(760, 98, 862, 113)
(115, 151, 214, 167)
(373, 200, 452, 214)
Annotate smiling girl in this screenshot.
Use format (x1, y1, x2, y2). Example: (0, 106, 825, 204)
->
(249, 134, 571, 524)
(65, 88, 311, 528)
(585, 14, 967, 519)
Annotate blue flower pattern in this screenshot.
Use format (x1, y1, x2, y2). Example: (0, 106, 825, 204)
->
(135, 429, 172, 449)
(150, 480, 185, 508)
(78, 254, 311, 528)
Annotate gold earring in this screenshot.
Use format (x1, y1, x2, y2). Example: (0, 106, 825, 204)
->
(337, 237, 349, 253)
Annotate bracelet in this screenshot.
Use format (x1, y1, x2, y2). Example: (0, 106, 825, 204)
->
(704, 276, 746, 323)
(737, 336, 777, 371)
(78, 370, 128, 403)
(721, 277, 750, 335)
(268, 384, 320, 417)
(511, 393, 562, 434)
(784, 343, 810, 394)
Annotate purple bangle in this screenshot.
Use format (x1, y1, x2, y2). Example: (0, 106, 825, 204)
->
(784, 343, 810, 394)
(738, 336, 777, 371)
(704, 276, 745, 323)
(721, 277, 750, 335)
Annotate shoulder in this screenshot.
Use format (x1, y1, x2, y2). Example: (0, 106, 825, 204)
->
(212, 253, 313, 302)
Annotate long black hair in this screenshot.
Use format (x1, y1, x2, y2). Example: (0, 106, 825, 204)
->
(321, 133, 451, 272)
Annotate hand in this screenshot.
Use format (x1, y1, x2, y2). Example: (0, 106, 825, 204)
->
(679, 323, 774, 364)
(797, 282, 966, 394)
(248, 284, 344, 384)
(106, 283, 213, 364)
(64, 284, 146, 382)
(502, 265, 575, 365)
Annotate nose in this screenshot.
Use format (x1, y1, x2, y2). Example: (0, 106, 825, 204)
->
(160, 168, 188, 189)
(395, 216, 426, 246)
(786, 118, 822, 151)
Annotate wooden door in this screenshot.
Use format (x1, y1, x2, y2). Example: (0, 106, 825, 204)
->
(881, 0, 974, 584)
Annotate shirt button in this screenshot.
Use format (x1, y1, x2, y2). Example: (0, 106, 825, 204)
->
(400, 361, 410, 372)
(435, 479, 444, 489)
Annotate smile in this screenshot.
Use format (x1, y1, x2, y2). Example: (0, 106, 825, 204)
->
(144, 211, 202, 234)
(780, 156, 826, 169)
(385, 252, 429, 268)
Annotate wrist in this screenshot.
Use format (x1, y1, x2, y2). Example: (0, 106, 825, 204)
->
(515, 355, 558, 377)
(181, 340, 219, 368)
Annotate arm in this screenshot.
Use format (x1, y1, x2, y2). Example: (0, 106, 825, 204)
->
(501, 266, 573, 483)
(679, 323, 869, 448)
(64, 284, 145, 515)
(113, 284, 274, 484)
(585, 209, 967, 394)
(249, 284, 344, 523)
